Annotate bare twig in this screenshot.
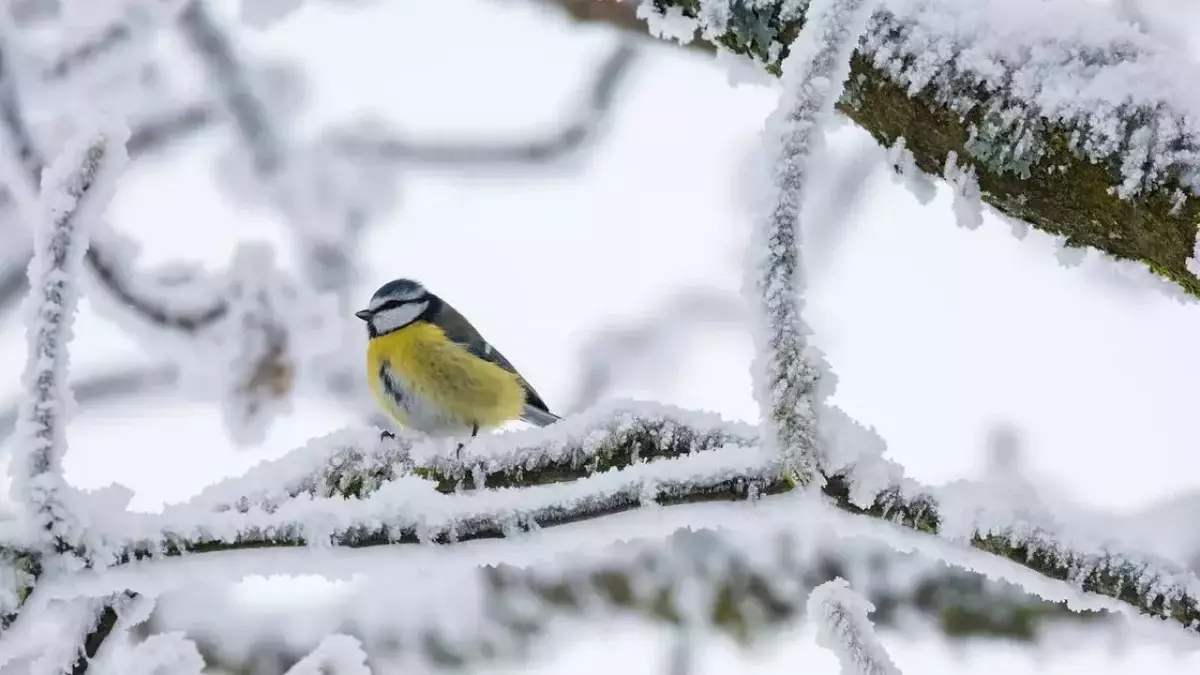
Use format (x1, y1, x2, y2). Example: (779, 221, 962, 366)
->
(178, 1, 283, 177)
(563, 289, 745, 414)
(126, 103, 214, 157)
(82, 244, 228, 333)
(331, 39, 639, 166)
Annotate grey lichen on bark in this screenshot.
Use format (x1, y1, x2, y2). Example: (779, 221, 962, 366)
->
(554, 0, 1200, 298)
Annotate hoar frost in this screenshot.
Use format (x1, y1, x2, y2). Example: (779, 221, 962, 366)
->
(942, 151, 983, 230)
(11, 126, 128, 552)
(747, 0, 877, 479)
(808, 578, 902, 675)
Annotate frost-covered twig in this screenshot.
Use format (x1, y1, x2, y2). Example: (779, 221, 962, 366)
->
(331, 39, 639, 167)
(168, 401, 758, 515)
(106, 443, 787, 561)
(11, 129, 128, 554)
(7, 596, 108, 674)
(748, 0, 875, 481)
(72, 597, 124, 675)
(808, 578, 902, 675)
(567, 0, 1200, 299)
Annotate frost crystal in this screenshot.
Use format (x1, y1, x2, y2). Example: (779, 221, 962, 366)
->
(748, 0, 876, 480)
(885, 136, 935, 205)
(808, 578, 902, 675)
(942, 151, 983, 230)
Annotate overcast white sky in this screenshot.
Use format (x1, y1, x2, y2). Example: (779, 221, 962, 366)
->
(2, 0, 1200, 671)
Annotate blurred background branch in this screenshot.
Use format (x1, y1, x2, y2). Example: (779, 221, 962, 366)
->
(134, 529, 1106, 672)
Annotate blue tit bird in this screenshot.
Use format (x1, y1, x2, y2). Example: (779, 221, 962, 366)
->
(355, 278, 561, 450)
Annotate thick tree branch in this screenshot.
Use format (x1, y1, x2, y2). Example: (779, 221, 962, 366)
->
(546, 0, 1200, 299)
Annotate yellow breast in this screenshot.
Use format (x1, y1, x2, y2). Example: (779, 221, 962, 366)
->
(366, 321, 527, 430)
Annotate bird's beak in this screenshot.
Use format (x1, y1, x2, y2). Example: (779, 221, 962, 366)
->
(354, 309, 372, 321)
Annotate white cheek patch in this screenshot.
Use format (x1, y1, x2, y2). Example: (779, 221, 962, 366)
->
(372, 301, 428, 334)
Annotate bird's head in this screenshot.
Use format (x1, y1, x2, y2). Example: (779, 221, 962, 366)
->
(355, 278, 432, 337)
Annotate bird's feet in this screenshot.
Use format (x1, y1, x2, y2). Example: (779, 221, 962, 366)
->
(454, 442, 464, 460)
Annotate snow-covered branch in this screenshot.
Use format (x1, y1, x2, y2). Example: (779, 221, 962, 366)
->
(808, 578, 902, 675)
(748, 0, 875, 482)
(553, 0, 1200, 300)
(4, 400, 1183, 637)
(10, 128, 128, 555)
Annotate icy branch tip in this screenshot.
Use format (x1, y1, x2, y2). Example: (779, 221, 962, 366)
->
(808, 578, 902, 675)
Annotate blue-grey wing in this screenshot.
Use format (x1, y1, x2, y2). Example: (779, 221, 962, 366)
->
(430, 299, 557, 419)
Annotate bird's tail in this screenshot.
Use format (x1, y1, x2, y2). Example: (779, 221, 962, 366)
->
(520, 404, 561, 428)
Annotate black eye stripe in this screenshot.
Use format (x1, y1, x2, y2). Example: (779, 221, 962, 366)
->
(371, 296, 427, 313)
